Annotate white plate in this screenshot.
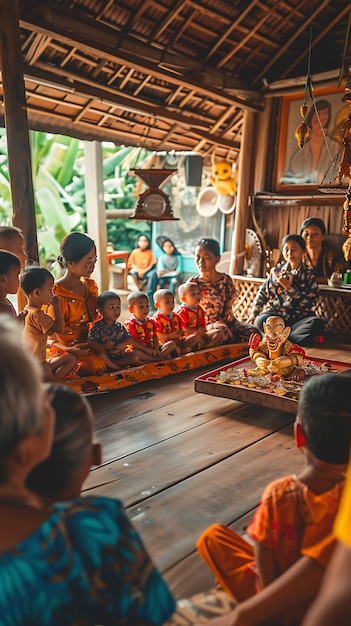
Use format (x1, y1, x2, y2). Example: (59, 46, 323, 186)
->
(196, 187, 218, 217)
(218, 193, 236, 214)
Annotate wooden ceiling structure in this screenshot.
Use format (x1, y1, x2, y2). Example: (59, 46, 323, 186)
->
(1, 0, 350, 162)
(0, 0, 350, 271)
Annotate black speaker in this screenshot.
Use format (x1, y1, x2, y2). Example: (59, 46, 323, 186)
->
(184, 154, 203, 186)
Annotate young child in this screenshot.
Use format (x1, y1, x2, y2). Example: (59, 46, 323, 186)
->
(196, 372, 351, 626)
(20, 266, 77, 381)
(88, 290, 160, 369)
(0, 249, 22, 317)
(153, 288, 200, 354)
(124, 291, 176, 359)
(177, 280, 219, 348)
(27, 384, 102, 504)
(156, 237, 182, 295)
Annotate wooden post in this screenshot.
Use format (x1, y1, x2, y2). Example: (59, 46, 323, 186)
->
(84, 141, 109, 292)
(0, 0, 38, 264)
(230, 110, 256, 275)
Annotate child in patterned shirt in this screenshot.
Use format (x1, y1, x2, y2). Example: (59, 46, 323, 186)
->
(88, 291, 157, 369)
(124, 291, 177, 360)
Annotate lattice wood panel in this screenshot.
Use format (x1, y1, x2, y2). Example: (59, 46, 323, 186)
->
(232, 276, 351, 337)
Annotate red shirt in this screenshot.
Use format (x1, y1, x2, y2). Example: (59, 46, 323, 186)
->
(124, 315, 157, 347)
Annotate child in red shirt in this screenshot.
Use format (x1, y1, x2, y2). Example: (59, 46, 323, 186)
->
(153, 288, 200, 354)
(177, 281, 220, 348)
(124, 291, 176, 360)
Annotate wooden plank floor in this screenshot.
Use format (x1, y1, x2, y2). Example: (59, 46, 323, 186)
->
(83, 338, 351, 599)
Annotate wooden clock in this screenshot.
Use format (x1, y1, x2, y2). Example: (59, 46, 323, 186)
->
(129, 169, 179, 221)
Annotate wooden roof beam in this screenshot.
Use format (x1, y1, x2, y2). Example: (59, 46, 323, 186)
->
(20, 5, 263, 110)
(22, 66, 240, 151)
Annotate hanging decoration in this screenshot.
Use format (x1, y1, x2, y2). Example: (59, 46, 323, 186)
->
(209, 158, 238, 196)
(129, 169, 179, 221)
(294, 88, 312, 150)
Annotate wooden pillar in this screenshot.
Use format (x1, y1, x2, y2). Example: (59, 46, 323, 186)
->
(0, 0, 38, 263)
(230, 110, 256, 275)
(84, 141, 109, 292)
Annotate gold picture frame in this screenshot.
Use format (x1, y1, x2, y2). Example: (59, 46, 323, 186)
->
(275, 85, 348, 192)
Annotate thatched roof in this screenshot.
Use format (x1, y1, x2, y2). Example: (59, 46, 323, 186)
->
(1, 0, 350, 161)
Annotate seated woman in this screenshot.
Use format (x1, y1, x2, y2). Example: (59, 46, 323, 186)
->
(128, 234, 158, 305)
(156, 236, 182, 295)
(247, 234, 325, 346)
(190, 238, 254, 344)
(0, 315, 176, 625)
(299, 217, 347, 283)
(48, 231, 106, 377)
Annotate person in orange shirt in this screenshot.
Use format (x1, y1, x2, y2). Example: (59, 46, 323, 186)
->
(127, 234, 158, 308)
(196, 372, 351, 626)
(302, 449, 351, 626)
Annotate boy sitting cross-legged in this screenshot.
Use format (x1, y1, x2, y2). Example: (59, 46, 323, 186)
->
(124, 291, 177, 360)
(153, 288, 200, 355)
(196, 372, 351, 626)
(88, 291, 158, 370)
(177, 281, 220, 349)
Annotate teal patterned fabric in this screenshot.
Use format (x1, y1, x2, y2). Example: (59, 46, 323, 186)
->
(0, 496, 175, 625)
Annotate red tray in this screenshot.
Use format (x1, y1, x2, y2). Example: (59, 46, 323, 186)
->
(194, 356, 351, 414)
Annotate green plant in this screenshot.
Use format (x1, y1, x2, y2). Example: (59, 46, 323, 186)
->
(0, 130, 154, 261)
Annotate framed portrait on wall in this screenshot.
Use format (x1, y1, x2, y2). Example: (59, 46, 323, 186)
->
(275, 85, 349, 192)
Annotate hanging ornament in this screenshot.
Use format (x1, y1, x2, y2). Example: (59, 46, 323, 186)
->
(294, 103, 311, 149)
(337, 113, 351, 183)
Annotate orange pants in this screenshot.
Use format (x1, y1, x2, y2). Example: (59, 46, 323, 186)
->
(196, 523, 260, 602)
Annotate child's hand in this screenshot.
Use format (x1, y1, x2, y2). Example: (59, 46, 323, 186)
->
(69, 342, 90, 356)
(52, 295, 59, 305)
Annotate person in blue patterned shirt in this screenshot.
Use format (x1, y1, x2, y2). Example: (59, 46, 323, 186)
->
(0, 315, 176, 626)
(247, 234, 325, 346)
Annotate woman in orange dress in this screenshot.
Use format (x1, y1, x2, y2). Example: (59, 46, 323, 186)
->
(49, 232, 106, 376)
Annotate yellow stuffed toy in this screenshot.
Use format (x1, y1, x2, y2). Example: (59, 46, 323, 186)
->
(209, 160, 238, 196)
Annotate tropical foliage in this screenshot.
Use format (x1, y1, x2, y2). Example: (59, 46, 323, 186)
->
(0, 129, 153, 264)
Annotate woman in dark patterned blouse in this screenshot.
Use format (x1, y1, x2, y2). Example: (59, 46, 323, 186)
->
(247, 234, 325, 346)
(299, 217, 347, 283)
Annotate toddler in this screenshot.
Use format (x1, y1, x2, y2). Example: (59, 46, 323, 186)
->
(20, 266, 77, 381)
(153, 288, 200, 354)
(124, 291, 176, 359)
(177, 281, 219, 348)
(88, 290, 159, 369)
(197, 372, 351, 626)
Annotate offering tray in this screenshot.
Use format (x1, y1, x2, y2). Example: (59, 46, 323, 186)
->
(194, 356, 351, 414)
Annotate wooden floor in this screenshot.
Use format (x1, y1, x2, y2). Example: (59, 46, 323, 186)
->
(82, 338, 351, 600)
